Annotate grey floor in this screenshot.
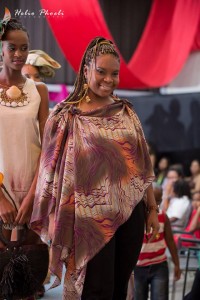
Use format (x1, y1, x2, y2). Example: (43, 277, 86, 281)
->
(42, 262, 196, 300)
(43, 283, 62, 300)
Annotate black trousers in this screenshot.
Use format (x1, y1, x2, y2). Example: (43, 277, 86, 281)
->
(82, 200, 145, 300)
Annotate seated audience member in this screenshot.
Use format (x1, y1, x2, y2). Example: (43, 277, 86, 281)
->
(187, 159, 200, 194)
(183, 191, 200, 236)
(156, 156, 170, 186)
(22, 49, 68, 104)
(166, 179, 192, 231)
(174, 191, 200, 247)
(161, 164, 184, 211)
(182, 198, 200, 300)
(192, 191, 200, 212)
(134, 184, 181, 300)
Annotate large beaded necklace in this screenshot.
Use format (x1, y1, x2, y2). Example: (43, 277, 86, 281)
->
(0, 80, 30, 107)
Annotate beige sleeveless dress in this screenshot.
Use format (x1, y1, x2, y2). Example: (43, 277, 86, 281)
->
(0, 78, 41, 208)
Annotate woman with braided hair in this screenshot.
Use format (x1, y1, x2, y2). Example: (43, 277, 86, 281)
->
(31, 36, 159, 299)
(0, 9, 49, 300)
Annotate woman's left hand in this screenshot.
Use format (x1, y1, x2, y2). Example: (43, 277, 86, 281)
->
(146, 210, 160, 243)
(14, 195, 34, 225)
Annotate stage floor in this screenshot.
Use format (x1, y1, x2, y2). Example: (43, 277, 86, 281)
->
(42, 264, 195, 300)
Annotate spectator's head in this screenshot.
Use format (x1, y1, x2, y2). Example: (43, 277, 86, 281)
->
(158, 156, 170, 172)
(191, 191, 200, 209)
(173, 179, 191, 199)
(190, 159, 200, 176)
(166, 164, 184, 184)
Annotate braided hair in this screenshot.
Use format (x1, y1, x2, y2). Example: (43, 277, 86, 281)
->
(1, 18, 28, 41)
(66, 36, 120, 104)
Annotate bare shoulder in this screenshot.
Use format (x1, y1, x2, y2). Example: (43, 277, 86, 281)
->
(35, 82, 49, 105)
(34, 82, 49, 128)
(35, 82, 48, 93)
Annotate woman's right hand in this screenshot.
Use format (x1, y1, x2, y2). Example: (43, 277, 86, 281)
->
(0, 194, 17, 224)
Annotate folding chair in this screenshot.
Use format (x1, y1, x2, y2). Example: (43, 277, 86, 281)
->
(170, 235, 200, 300)
(180, 237, 200, 299)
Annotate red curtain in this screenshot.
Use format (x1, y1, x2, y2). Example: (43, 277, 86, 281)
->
(191, 18, 200, 51)
(40, 0, 200, 89)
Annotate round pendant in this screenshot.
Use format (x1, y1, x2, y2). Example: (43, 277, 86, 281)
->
(6, 86, 22, 99)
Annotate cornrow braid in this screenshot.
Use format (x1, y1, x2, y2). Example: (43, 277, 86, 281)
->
(66, 36, 120, 104)
(1, 18, 28, 41)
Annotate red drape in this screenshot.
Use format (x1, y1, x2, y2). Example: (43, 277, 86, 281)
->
(191, 18, 200, 51)
(40, 0, 200, 89)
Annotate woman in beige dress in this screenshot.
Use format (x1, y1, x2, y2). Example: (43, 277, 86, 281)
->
(0, 10, 49, 300)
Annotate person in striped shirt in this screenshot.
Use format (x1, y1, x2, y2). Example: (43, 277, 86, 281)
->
(134, 184, 181, 300)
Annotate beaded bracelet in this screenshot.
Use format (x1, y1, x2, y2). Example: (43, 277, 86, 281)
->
(146, 205, 159, 214)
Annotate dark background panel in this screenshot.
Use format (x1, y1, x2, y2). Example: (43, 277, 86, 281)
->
(99, 0, 152, 62)
(127, 93, 200, 175)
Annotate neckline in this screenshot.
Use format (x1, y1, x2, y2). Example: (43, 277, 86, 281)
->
(75, 94, 121, 112)
(0, 78, 28, 90)
(73, 99, 126, 118)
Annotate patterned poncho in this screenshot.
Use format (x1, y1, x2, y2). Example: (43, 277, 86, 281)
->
(31, 99, 154, 299)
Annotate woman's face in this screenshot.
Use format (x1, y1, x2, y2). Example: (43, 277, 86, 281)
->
(190, 160, 200, 176)
(2, 30, 29, 71)
(166, 170, 179, 183)
(192, 193, 200, 209)
(158, 158, 169, 171)
(84, 54, 120, 101)
(22, 64, 42, 82)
